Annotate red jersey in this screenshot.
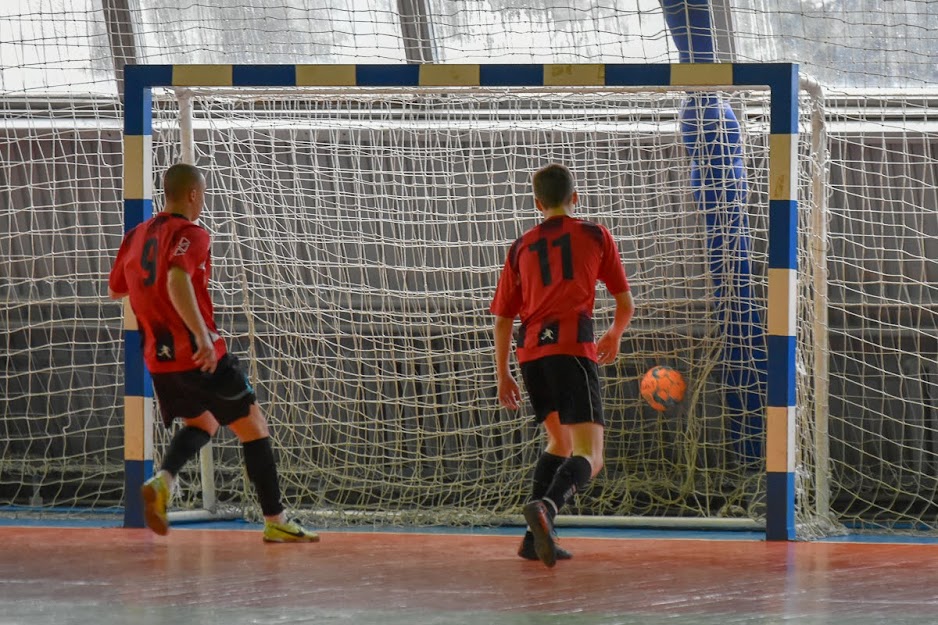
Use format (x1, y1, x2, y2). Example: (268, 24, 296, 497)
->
(109, 212, 226, 374)
(490, 215, 629, 363)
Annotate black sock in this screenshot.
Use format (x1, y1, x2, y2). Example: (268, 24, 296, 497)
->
(160, 426, 212, 476)
(531, 452, 566, 501)
(525, 452, 566, 538)
(542, 456, 592, 519)
(242, 437, 285, 518)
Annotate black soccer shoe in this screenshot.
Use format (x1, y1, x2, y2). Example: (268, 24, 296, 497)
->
(519, 530, 572, 562)
(522, 500, 558, 568)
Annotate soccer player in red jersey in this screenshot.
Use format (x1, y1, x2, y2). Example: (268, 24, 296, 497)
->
(491, 163, 634, 567)
(109, 163, 318, 543)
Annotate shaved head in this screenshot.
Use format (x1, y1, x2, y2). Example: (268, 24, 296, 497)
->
(163, 163, 204, 202)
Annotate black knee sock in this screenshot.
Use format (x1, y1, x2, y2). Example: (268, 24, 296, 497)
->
(242, 437, 285, 518)
(525, 452, 567, 538)
(542, 456, 593, 519)
(160, 426, 212, 477)
(531, 452, 567, 501)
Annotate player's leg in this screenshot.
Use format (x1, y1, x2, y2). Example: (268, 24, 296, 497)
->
(518, 358, 575, 562)
(227, 404, 281, 521)
(158, 411, 219, 490)
(205, 354, 317, 542)
(542, 411, 572, 458)
(141, 412, 217, 535)
(532, 413, 570, 509)
(543, 355, 605, 510)
(524, 356, 604, 566)
(542, 420, 604, 514)
(142, 372, 217, 536)
(226, 404, 318, 542)
(534, 412, 570, 503)
(525, 421, 602, 567)
(518, 411, 574, 560)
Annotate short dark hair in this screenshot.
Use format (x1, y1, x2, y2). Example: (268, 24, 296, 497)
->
(532, 164, 574, 208)
(163, 163, 203, 201)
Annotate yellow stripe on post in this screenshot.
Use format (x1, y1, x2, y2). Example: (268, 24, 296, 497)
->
(123, 135, 152, 201)
(544, 64, 605, 86)
(124, 395, 154, 462)
(419, 64, 480, 87)
(123, 297, 138, 331)
(767, 268, 797, 337)
(770, 133, 798, 201)
(766, 406, 796, 473)
(173, 65, 234, 87)
(296, 64, 357, 87)
(670, 63, 734, 86)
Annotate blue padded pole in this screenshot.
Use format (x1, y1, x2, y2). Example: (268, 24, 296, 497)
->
(661, 0, 767, 467)
(661, 0, 715, 63)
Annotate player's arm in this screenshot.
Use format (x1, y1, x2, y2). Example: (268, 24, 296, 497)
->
(597, 290, 634, 365)
(493, 315, 521, 410)
(596, 227, 634, 365)
(108, 231, 133, 299)
(490, 243, 523, 409)
(166, 227, 217, 373)
(166, 266, 217, 373)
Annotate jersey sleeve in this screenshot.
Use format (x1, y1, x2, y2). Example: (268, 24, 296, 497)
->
(167, 225, 210, 276)
(490, 245, 523, 319)
(108, 229, 135, 295)
(598, 226, 629, 295)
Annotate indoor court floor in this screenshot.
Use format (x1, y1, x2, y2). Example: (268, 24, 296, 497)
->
(2, 524, 938, 624)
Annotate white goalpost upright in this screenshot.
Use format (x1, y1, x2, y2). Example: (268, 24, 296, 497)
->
(122, 62, 824, 540)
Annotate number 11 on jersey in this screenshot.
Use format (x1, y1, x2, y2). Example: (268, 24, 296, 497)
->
(529, 232, 573, 286)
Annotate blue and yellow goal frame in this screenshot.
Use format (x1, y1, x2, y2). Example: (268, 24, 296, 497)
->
(122, 62, 800, 540)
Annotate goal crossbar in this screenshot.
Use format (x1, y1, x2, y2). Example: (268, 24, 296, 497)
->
(121, 62, 800, 540)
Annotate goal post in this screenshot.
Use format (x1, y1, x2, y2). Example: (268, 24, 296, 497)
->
(122, 62, 805, 540)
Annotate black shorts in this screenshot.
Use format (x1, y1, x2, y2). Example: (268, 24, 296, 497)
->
(519, 355, 604, 426)
(151, 354, 256, 427)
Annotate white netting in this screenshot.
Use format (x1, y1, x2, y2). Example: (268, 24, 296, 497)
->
(2, 1, 937, 536)
(6, 2, 936, 93)
(146, 86, 820, 527)
(0, 97, 125, 512)
(132, 0, 407, 65)
(821, 91, 938, 531)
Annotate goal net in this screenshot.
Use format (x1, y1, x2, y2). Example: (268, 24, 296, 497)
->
(146, 83, 827, 530)
(2, 3, 937, 540)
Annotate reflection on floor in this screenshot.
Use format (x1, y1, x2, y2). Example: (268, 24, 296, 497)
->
(2, 525, 938, 624)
